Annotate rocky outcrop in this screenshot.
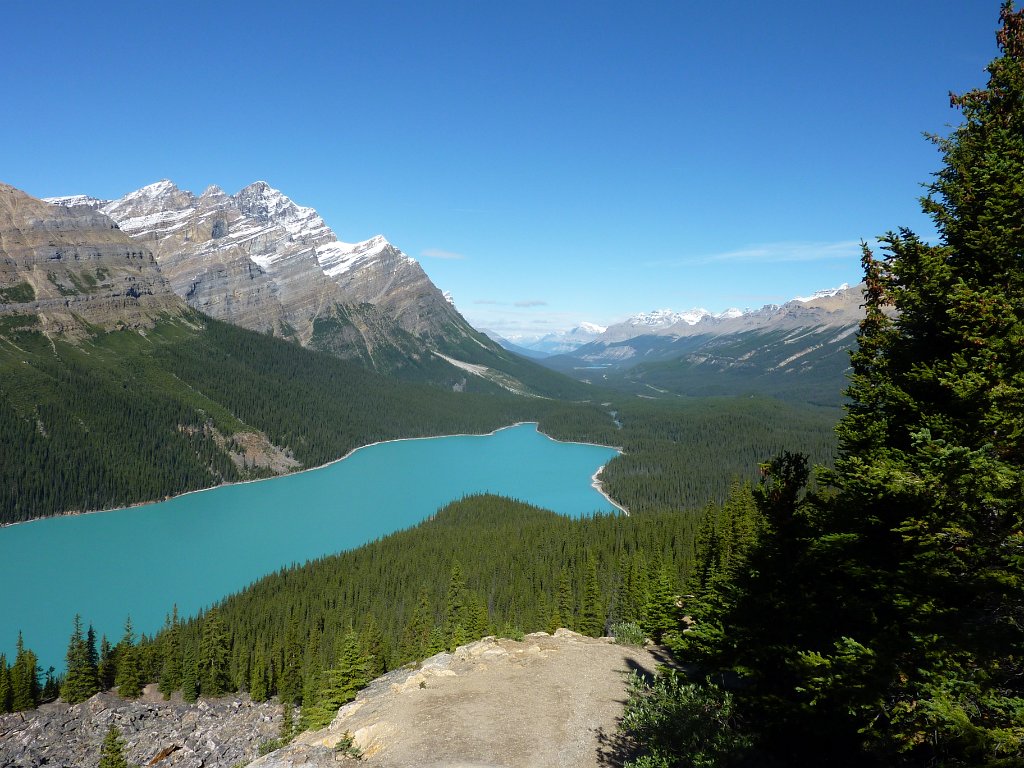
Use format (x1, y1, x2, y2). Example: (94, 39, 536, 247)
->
(0, 183, 184, 336)
(253, 630, 656, 768)
(0, 687, 283, 768)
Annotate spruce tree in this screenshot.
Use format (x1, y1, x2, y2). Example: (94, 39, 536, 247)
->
(681, 5, 1024, 764)
(198, 609, 232, 697)
(359, 614, 387, 678)
(114, 618, 143, 699)
(10, 632, 39, 711)
(249, 649, 270, 702)
(158, 609, 182, 699)
(180, 640, 198, 703)
(98, 635, 116, 691)
(62, 614, 100, 704)
(556, 569, 574, 631)
(278, 616, 303, 705)
(305, 631, 370, 730)
(0, 653, 10, 713)
(579, 556, 604, 637)
(97, 724, 129, 768)
(442, 561, 469, 650)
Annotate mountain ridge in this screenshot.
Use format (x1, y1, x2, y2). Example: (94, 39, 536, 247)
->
(45, 180, 584, 397)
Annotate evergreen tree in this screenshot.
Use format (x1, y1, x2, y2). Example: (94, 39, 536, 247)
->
(399, 586, 433, 662)
(114, 618, 143, 699)
(158, 608, 182, 699)
(442, 561, 469, 650)
(41, 667, 59, 702)
(304, 631, 370, 730)
(278, 615, 303, 705)
(97, 724, 129, 768)
(10, 632, 40, 711)
(556, 569, 574, 631)
(180, 640, 198, 703)
(198, 609, 231, 697)
(97, 635, 116, 691)
(249, 649, 270, 702)
(579, 556, 604, 637)
(359, 614, 387, 678)
(0, 653, 10, 713)
(62, 614, 100, 704)
(676, 6, 1024, 764)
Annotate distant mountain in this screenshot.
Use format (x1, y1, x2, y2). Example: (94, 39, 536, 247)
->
(541, 284, 865, 406)
(502, 322, 608, 356)
(481, 329, 550, 359)
(47, 181, 584, 398)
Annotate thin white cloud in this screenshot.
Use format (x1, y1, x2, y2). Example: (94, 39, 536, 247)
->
(651, 240, 862, 267)
(514, 300, 547, 307)
(422, 248, 466, 260)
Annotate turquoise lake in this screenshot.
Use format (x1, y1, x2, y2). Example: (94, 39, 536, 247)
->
(0, 423, 619, 672)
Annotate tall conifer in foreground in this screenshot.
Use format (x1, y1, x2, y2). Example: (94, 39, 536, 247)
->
(671, 5, 1024, 766)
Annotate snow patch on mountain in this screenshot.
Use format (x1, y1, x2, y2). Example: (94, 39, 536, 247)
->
(317, 235, 413, 277)
(795, 283, 850, 302)
(49, 179, 413, 282)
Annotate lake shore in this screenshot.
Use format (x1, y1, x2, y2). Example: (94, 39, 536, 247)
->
(1, 422, 625, 529)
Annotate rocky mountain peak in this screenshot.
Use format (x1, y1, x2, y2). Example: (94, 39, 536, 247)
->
(232, 181, 300, 223)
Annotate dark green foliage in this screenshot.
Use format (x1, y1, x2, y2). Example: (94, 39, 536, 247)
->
(539, 396, 838, 514)
(249, 649, 270, 702)
(0, 281, 36, 303)
(180, 640, 198, 703)
(620, 671, 750, 768)
(0, 653, 10, 712)
(197, 609, 231, 697)
(303, 631, 370, 731)
(442, 562, 470, 651)
(97, 636, 115, 691)
(158, 608, 181, 699)
(10, 632, 40, 711)
(98, 724, 129, 768)
(114, 618, 142, 699)
(61, 615, 100, 703)
(579, 556, 604, 637)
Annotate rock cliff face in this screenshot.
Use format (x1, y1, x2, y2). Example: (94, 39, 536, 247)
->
(0, 183, 184, 336)
(49, 181, 474, 357)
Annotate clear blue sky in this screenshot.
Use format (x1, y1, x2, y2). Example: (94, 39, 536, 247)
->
(2, 1, 1001, 338)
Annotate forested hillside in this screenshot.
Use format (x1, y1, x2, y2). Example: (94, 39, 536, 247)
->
(1, 492, 727, 729)
(0, 312, 538, 524)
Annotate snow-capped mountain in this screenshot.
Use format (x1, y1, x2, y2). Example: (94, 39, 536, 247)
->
(598, 284, 861, 344)
(43, 180, 574, 396)
(47, 180, 461, 349)
(540, 283, 869, 405)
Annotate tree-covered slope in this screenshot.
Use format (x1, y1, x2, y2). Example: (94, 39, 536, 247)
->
(0, 312, 538, 524)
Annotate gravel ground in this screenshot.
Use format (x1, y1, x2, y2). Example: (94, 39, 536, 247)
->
(254, 629, 660, 768)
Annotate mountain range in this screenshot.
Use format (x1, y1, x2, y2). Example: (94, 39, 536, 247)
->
(536, 283, 867, 406)
(38, 180, 576, 397)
